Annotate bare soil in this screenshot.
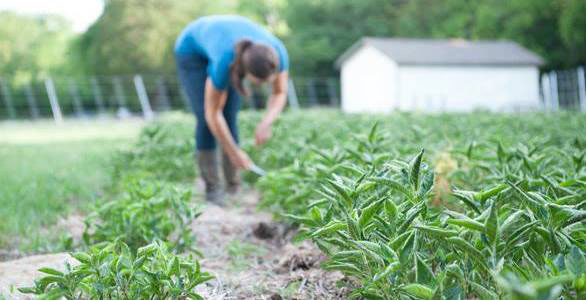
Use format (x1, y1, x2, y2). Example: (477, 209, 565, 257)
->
(0, 190, 352, 299)
(191, 190, 353, 299)
(0, 253, 76, 298)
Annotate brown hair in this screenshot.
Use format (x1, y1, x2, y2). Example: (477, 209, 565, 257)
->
(230, 39, 279, 96)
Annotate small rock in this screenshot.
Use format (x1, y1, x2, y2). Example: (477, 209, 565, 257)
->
(253, 222, 278, 240)
(269, 294, 283, 300)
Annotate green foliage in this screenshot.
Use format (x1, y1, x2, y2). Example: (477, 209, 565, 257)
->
(18, 240, 212, 299)
(0, 12, 74, 80)
(283, 0, 586, 76)
(2, 0, 586, 82)
(111, 118, 196, 187)
(83, 180, 199, 253)
(77, 0, 201, 75)
(15, 116, 208, 298)
(282, 0, 395, 76)
(560, 0, 586, 64)
(253, 111, 586, 299)
(17, 110, 584, 298)
(76, 0, 245, 75)
(0, 120, 140, 252)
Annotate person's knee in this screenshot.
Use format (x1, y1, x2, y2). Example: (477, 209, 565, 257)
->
(196, 122, 216, 150)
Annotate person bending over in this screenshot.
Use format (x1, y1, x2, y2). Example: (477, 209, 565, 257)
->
(175, 15, 289, 204)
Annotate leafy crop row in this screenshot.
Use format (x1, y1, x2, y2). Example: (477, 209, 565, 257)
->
(21, 110, 584, 299)
(253, 111, 586, 299)
(20, 116, 211, 299)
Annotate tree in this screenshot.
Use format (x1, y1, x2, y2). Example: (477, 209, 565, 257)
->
(76, 0, 222, 75)
(281, 0, 399, 77)
(560, 0, 586, 66)
(0, 12, 74, 83)
(395, 0, 581, 69)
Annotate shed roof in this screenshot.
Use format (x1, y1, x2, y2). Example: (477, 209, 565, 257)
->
(335, 37, 544, 68)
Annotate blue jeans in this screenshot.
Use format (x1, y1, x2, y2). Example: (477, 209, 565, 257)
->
(175, 53, 241, 151)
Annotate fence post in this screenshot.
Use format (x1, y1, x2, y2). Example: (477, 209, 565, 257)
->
(578, 66, 586, 112)
(306, 78, 317, 106)
(24, 83, 40, 119)
(156, 76, 171, 111)
(68, 78, 85, 117)
(0, 77, 16, 118)
(326, 78, 338, 107)
(287, 79, 299, 111)
(112, 76, 128, 110)
(541, 74, 549, 112)
(549, 71, 559, 111)
(133, 74, 154, 120)
(91, 77, 106, 114)
(44, 77, 63, 123)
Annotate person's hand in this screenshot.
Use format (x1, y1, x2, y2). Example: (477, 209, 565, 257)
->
(255, 123, 272, 146)
(229, 148, 253, 169)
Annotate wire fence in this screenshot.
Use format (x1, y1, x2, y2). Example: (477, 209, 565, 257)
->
(541, 66, 586, 112)
(0, 67, 584, 121)
(0, 74, 340, 121)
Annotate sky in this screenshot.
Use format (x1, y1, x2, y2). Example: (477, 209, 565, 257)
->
(0, 0, 104, 32)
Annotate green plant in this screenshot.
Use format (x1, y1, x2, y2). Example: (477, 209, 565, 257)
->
(257, 120, 586, 299)
(111, 119, 196, 188)
(83, 180, 199, 253)
(18, 240, 213, 299)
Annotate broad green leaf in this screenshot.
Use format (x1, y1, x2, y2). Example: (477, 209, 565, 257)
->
(410, 149, 425, 188)
(400, 231, 416, 264)
(497, 142, 507, 164)
(415, 253, 434, 285)
(391, 230, 414, 250)
(402, 283, 434, 299)
(566, 246, 586, 276)
(310, 221, 347, 238)
(71, 252, 92, 264)
(359, 199, 382, 228)
(447, 218, 485, 232)
(281, 214, 318, 227)
(469, 281, 497, 300)
(415, 225, 459, 238)
(38, 267, 64, 277)
(373, 262, 401, 282)
(500, 211, 525, 234)
(327, 179, 353, 208)
(475, 184, 508, 203)
(484, 200, 499, 246)
(384, 198, 398, 220)
(418, 171, 435, 198)
(447, 237, 488, 270)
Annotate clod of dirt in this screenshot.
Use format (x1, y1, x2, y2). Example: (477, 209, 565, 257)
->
(269, 294, 283, 300)
(253, 222, 278, 240)
(276, 242, 323, 273)
(0, 249, 21, 262)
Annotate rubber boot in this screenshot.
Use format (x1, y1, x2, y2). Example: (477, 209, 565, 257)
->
(197, 150, 224, 206)
(222, 151, 241, 194)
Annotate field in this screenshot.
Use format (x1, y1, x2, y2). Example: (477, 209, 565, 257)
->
(0, 110, 585, 299)
(0, 120, 144, 254)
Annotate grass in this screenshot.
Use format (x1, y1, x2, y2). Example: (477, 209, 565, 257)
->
(0, 118, 144, 253)
(227, 239, 268, 271)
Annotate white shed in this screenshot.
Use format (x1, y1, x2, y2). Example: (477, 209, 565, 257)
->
(336, 38, 544, 113)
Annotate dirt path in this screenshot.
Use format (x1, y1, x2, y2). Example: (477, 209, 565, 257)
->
(190, 190, 351, 299)
(0, 190, 351, 299)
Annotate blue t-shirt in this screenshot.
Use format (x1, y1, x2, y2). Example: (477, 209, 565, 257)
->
(175, 15, 289, 90)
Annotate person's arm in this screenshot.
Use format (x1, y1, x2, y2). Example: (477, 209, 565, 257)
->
(255, 71, 288, 145)
(204, 78, 251, 169)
